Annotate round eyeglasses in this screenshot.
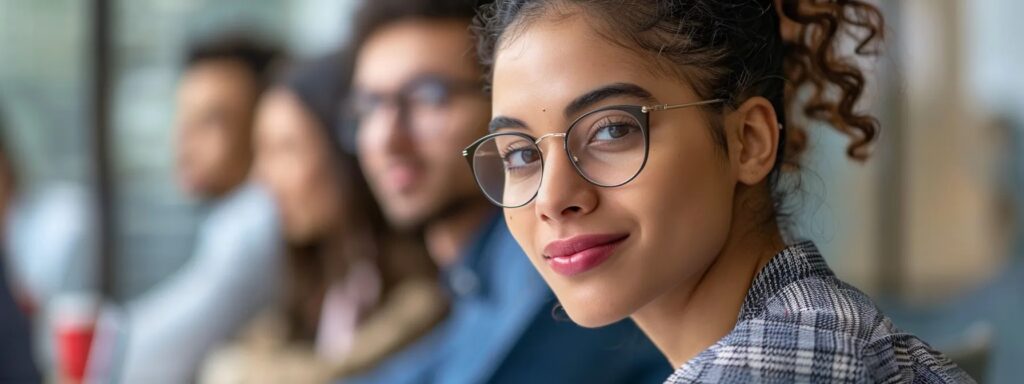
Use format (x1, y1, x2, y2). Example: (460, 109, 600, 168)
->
(462, 99, 724, 208)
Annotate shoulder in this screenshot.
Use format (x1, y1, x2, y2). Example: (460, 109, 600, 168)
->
(668, 314, 872, 383)
(761, 273, 885, 342)
(764, 275, 971, 382)
(203, 183, 280, 239)
(195, 183, 281, 268)
(669, 274, 974, 383)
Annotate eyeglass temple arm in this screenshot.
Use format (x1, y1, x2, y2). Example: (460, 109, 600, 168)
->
(641, 99, 725, 113)
(641, 98, 784, 130)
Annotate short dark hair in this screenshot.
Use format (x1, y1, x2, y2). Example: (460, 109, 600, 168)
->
(350, 0, 492, 55)
(184, 33, 283, 92)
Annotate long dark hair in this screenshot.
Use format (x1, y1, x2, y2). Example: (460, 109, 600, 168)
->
(474, 0, 884, 220)
(277, 53, 435, 341)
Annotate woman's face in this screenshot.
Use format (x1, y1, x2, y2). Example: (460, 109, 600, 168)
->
(254, 88, 345, 243)
(492, 14, 742, 327)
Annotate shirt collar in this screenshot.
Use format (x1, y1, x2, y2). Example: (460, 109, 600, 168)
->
(738, 240, 833, 321)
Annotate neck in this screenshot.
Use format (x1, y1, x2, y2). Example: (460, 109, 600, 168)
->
(423, 199, 495, 268)
(631, 189, 786, 369)
(200, 178, 246, 203)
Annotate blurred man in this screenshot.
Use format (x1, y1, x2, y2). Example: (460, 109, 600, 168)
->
(345, 1, 669, 382)
(108, 35, 285, 383)
(175, 38, 267, 199)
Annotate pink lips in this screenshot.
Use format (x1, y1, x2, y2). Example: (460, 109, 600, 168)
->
(542, 234, 628, 277)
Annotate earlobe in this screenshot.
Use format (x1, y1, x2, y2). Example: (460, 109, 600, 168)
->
(733, 97, 781, 186)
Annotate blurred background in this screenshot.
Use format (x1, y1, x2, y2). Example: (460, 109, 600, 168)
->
(1, 0, 1022, 383)
(0, 0, 357, 303)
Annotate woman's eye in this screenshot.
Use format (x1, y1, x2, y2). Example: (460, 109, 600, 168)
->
(592, 123, 637, 141)
(503, 147, 540, 168)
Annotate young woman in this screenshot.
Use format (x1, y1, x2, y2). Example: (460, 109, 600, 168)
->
(463, 0, 973, 382)
(201, 53, 446, 383)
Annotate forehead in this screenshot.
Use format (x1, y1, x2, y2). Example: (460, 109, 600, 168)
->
(354, 19, 479, 91)
(178, 60, 257, 109)
(491, 13, 672, 116)
(181, 60, 256, 91)
(257, 89, 314, 129)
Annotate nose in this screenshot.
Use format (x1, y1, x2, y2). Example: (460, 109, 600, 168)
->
(533, 138, 598, 223)
(362, 104, 415, 155)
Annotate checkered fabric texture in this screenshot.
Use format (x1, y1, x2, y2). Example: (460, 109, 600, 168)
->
(665, 241, 975, 384)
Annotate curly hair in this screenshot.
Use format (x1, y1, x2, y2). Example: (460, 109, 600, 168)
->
(473, 0, 884, 171)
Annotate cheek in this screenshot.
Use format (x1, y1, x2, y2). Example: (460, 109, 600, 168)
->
(202, 130, 232, 165)
(629, 136, 736, 275)
(191, 137, 220, 169)
(425, 102, 488, 184)
(504, 207, 537, 255)
(284, 157, 324, 202)
(357, 132, 388, 174)
(309, 166, 342, 213)
(422, 140, 457, 169)
(355, 125, 378, 156)
(421, 135, 476, 190)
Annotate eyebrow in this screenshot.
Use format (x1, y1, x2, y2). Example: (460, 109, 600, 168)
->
(488, 116, 528, 133)
(564, 82, 656, 119)
(487, 82, 657, 133)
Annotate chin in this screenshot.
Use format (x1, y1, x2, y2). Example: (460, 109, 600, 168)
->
(284, 226, 317, 246)
(381, 204, 427, 230)
(562, 305, 629, 328)
(555, 289, 632, 328)
(385, 194, 450, 230)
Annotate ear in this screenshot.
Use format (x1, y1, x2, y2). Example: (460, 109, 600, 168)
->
(728, 97, 781, 186)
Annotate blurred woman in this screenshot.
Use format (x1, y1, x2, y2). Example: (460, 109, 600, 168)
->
(201, 53, 446, 383)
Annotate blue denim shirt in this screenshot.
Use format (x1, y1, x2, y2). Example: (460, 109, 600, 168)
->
(346, 214, 669, 383)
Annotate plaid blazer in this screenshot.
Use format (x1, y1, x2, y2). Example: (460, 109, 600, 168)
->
(666, 241, 974, 383)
